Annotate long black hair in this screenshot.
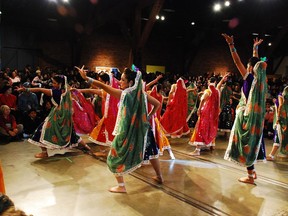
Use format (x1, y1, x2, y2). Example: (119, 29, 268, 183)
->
(123, 68, 137, 85)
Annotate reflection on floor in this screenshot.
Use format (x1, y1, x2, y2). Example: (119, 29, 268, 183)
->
(0, 133, 287, 216)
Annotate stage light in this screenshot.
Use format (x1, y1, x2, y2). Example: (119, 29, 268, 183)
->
(161, 16, 165, 21)
(213, 3, 222, 12)
(156, 15, 160, 20)
(63, 0, 69, 3)
(224, 1, 230, 7)
(191, 22, 195, 25)
(268, 43, 272, 46)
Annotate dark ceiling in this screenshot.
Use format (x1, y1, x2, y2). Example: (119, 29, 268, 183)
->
(1, 0, 288, 56)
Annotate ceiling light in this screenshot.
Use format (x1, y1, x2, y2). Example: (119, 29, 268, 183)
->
(224, 1, 230, 7)
(161, 16, 165, 21)
(213, 3, 222, 12)
(268, 43, 272, 46)
(191, 22, 195, 25)
(156, 15, 160, 20)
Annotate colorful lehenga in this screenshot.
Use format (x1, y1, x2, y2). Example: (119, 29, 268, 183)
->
(224, 62, 267, 167)
(71, 89, 99, 134)
(107, 71, 159, 175)
(89, 74, 119, 146)
(149, 85, 171, 155)
(28, 76, 82, 149)
(218, 84, 234, 132)
(278, 86, 288, 155)
(189, 84, 220, 147)
(186, 82, 198, 122)
(160, 78, 190, 138)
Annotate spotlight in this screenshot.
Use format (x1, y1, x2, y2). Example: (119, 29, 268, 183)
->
(268, 43, 272, 46)
(213, 3, 222, 12)
(191, 22, 195, 25)
(156, 15, 160, 20)
(224, 1, 230, 7)
(161, 16, 165, 21)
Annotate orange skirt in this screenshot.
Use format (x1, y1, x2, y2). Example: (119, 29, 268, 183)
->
(0, 161, 6, 194)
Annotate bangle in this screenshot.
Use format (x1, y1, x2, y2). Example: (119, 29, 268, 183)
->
(230, 47, 237, 53)
(229, 43, 234, 46)
(25, 88, 30, 92)
(253, 46, 258, 50)
(87, 77, 94, 85)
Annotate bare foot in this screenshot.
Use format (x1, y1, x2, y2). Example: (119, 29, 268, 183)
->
(34, 152, 48, 158)
(152, 175, 164, 184)
(238, 176, 256, 185)
(266, 155, 274, 161)
(188, 150, 200, 156)
(94, 152, 108, 157)
(253, 171, 257, 179)
(109, 186, 127, 193)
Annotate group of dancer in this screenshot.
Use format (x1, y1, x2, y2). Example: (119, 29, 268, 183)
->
(14, 33, 288, 192)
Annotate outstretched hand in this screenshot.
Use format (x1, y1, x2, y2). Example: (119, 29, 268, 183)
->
(223, 72, 230, 82)
(253, 37, 263, 48)
(75, 65, 87, 80)
(15, 86, 25, 92)
(222, 33, 234, 44)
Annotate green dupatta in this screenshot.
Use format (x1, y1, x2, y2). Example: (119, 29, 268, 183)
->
(220, 84, 233, 110)
(224, 61, 267, 167)
(40, 76, 74, 148)
(278, 86, 288, 155)
(187, 82, 198, 121)
(107, 71, 150, 175)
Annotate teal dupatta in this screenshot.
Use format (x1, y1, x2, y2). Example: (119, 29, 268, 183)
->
(107, 71, 150, 175)
(279, 86, 288, 155)
(224, 61, 267, 167)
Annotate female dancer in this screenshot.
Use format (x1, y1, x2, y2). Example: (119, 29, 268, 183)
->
(16, 75, 94, 158)
(76, 66, 163, 193)
(160, 78, 190, 138)
(189, 74, 228, 156)
(222, 34, 267, 185)
(149, 84, 175, 159)
(76, 71, 119, 156)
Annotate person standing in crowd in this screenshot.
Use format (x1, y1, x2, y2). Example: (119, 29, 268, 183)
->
(188, 74, 229, 156)
(222, 33, 267, 185)
(16, 75, 94, 158)
(76, 66, 163, 193)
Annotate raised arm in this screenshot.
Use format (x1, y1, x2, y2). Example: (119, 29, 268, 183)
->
(77, 88, 102, 96)
(75, 66, 122, 99)
(216, 73, 230, 91)
(146, 74, 163, 90)
(222, 34, 247, 78)
(16, 87, 52, 96)
(253, 37, 263, 58)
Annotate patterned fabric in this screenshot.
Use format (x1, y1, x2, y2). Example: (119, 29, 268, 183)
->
(107, 71, 150, 175)
(189, 84, 220, 146)
(220, 84, 233, 110)
(278, 86, 288, 155)
(148, 86, 171, 154)
(224, 62, 268, 167)
(89, 74, 119, 146)
(187, 82, 198, 122)
(29, 76, 81, 149)
(160, 78, 190, 137)
(72, 89, 99, 134)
